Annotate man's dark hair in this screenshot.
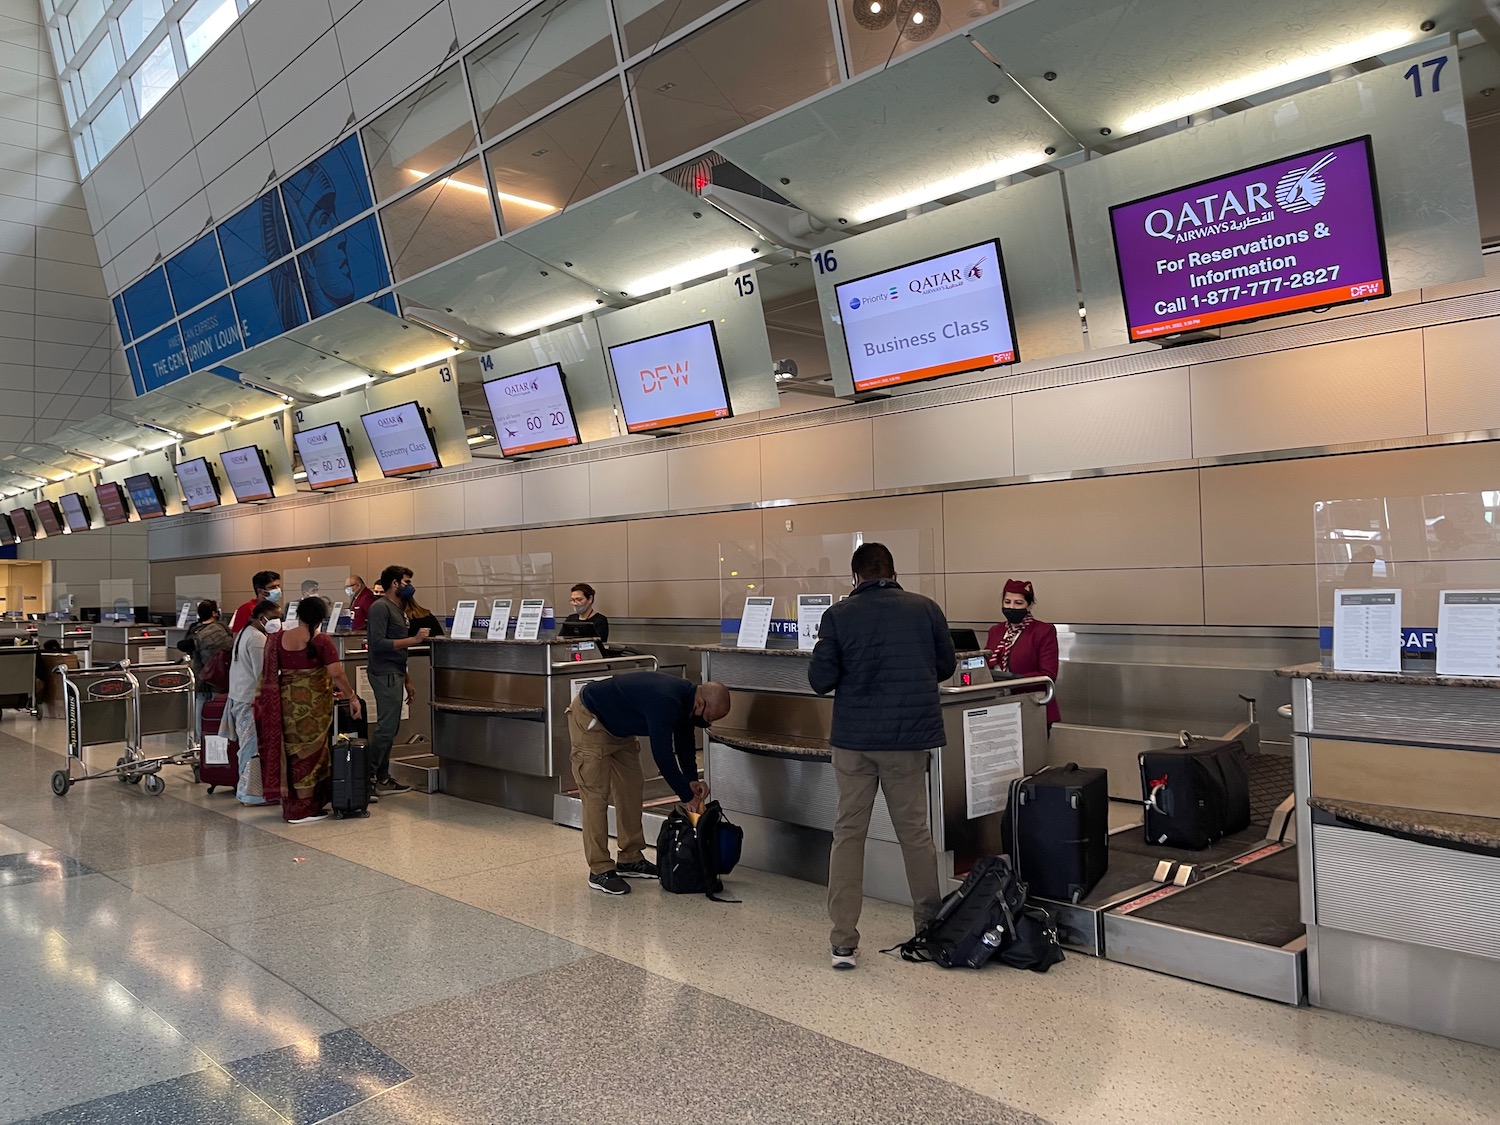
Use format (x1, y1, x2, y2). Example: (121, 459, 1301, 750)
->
(301, 579, 319, 595)
(196, 599, 218, 622)
(850, 542, 896, 582)
(572, 582, 595, 600)
(251, 599, 280, 623)
(251, 570, 280, 593)
(378, 564, 408, 591)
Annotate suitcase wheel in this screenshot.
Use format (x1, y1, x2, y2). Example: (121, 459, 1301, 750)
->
(207, 785, 217, 794)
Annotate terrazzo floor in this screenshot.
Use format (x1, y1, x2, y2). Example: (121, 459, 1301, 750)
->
(2, 715, 1497, 1124)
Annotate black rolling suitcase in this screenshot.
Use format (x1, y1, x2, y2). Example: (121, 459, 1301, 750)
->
(330, 736, 371, 819)
(1005, 763, 1109, 903)
(1140, 740, 1251, 849)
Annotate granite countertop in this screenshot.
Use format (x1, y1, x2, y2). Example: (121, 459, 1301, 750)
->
(1310, 796, 1500, 850)
(692, 644, 812, 657)
(432, 700, 546, 718)
(709, 728, 833, 760)
(433, 636, 555, 646)
(1277, 662, 1500, 689)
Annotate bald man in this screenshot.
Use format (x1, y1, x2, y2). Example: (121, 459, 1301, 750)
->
(568, 671, 730, 895)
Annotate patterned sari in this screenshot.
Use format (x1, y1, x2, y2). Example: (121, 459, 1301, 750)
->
(255, 632, 337, 821)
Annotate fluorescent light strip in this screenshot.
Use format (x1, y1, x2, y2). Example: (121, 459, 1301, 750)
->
(317, 374, 375, 398)
(851, 152, 1046, 224)
(406, 168, 558, 213)
(504, 302, 600, 335)
(624, 248, 762, 297)
(390, 347, 459, 376)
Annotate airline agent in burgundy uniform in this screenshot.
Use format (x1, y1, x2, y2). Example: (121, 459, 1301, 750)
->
(985, 579, 1061, 729)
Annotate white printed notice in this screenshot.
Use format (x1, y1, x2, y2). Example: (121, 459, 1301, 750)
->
(1436, 590, 1500, 677)
(963, 702, 1024, 819)
(177, 602, 193, 628)
(1332, 588, 1401, 673)
(450, 599, 478, 640)
(329, 601, 344, 630)
(797, 593, 833, 651)
(738, 596, 775, 649)
(487, 599, 512, 640)
(514, 598, 545, 641)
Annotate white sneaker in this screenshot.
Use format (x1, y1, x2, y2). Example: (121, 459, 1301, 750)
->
(287, 813, 330, 825)
(831, 946, 857, 970)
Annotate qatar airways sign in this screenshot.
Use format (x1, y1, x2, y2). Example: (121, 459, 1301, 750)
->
(1110, 136, 1390, 340)
(608, 321, 732, 433)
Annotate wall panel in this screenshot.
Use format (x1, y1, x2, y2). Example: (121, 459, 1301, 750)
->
(761, 420, 872, 502)
(523, 521, 630, 584)
(947, 568, 1205, 627)
(1013, 368, 1192, 474)
(522, 462, 590, 525)
(627, 509, 761, 582)
(667, 438, 761, 510)
(1422, 316, 1500, 436)
(590, 451, 669, 519)
(1203, 565, 1319, 627)
(872, 397, 1014, 490)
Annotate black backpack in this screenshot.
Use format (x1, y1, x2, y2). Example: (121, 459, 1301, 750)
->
(657, 800, 743, 902)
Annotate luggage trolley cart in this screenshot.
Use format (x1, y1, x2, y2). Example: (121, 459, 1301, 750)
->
(50, 663, 199, 797)
(0, 642, 41, 719)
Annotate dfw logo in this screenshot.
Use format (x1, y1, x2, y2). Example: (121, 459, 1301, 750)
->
(640, 361, 689, 393)
(1143, 151, 1337, 242)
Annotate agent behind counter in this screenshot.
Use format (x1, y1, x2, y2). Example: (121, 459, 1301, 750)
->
(985, 578, 1060, 727)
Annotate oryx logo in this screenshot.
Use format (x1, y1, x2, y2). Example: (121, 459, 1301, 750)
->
(1275, 152, 1336, 214)
(965, 259, 984, 281)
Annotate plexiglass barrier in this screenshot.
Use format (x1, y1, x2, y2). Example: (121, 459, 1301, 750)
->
(440, 553, 555, 627)
(174, 573, 223, 623)
(99, 579, 137, 623)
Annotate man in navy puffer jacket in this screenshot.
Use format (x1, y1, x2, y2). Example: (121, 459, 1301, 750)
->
(809, 542, 956, 970)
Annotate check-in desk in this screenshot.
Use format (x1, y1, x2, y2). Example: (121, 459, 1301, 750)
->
(699, 645, 1052, 905)
(38, 622, 92, 668)
(429, 636, 655, 816)
(91, 623, 172, 666)
(332, 635, 433, 748)
(1284, 664, 1500, 1048)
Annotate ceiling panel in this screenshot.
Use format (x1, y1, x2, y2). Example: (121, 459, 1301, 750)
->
(227, 337, 377, 399)
(715, 35, 1077, 226)
(396, 239, 607, 337)
(285, 302, 459, 376)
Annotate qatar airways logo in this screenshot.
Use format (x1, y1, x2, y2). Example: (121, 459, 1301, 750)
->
(907, 260, 983, 295)
(504, 379, 539, 396)
(1143, 151, 1336, 242)
(640, 361, 688, 393)
(305, 432, 329, 447)
(376, 413, 406, 429)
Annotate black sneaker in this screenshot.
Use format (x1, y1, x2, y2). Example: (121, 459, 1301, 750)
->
(588, 871, 631, 895)
(374, 776, 411, 794)
(614, 858, 659, 880)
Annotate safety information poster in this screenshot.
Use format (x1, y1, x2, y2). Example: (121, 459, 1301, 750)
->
(1436, 590, 1500, 677)
(487, 599, 512, 639)
(738, 596, 775, 649)
(797, 593, 833, 651)
(514, 599, 545, 641)
(1333, 588, 1401, 673)
(963, 702, 1024, 819)
(450, 600, 478, 640)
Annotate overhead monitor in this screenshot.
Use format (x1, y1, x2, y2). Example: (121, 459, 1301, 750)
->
(293, 422, 358, 490)
(360, 400, 442, 478)
(9, 508, 36, 541)
(95, 481, 131, 526)
(483, 364, 581, 456)
(834, 239, 1020, 393)
(174, 456, 222, 511)
(0, 512, 13, 545)
(59, 492, 92, 532)
(220, 443, 276, 502)
(606, 321, 732, 433)
(1109, 135, 1390, 341)
(34, 500, 64, 537)
(125, 472, 168, 519)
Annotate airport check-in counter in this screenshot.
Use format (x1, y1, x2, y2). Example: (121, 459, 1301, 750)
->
(698, 645, 1052, 905)
(428, 636, 656, 817)
(1285, 664, 1500, 1048)
(39, 622, 93, 668)
(91, 623, 172, 666)
(331, 634, 433, 747)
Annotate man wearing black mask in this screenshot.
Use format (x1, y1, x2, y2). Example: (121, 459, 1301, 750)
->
(365, 564, 428, 794)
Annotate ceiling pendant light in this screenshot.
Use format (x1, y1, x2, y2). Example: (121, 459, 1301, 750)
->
(898, 0, 941, 40)
(852, 0, 895, 31)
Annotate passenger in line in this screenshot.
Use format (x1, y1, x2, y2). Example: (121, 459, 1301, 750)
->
(568, 671, 729, 895)
(809, 542, 954, 971)
(255, 597, 361, 824)
(345, 574, 376, 631)
(231, 570, 282, 633)
(564, 582, 609, 642)
(985, 579, 1061, 728)
(224, 599, 279, 806)
(181, 600, 232, 738)
(366, 565, 426, 795)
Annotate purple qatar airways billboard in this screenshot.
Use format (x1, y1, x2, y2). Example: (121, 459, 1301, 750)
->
(1110, 136, 1390, 341)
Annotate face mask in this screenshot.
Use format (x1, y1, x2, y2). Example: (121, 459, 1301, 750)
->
(1002, 607, 1029, 625)
(692, 715, 712, 730)
(266, 588, 282, 603)
(264, 619, 282, 633)
(398, 583, 415, 601)
(344, 587, 354, 598)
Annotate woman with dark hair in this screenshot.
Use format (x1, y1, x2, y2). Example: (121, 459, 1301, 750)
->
(255, 596, 362, 823)
(565, 582, 608, 642)
(985, 579, 1061, 728)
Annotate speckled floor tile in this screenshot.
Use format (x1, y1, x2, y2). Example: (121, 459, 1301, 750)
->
(353, 955, 1045, 1125)
(0, 824, 50, 853)
(0, 872, 201, 967)
(0, 848, 93, 887)
(222, 1027, 412, 1124)
(212, 884, 595, 1025)
(9, 1066, 287, 1124)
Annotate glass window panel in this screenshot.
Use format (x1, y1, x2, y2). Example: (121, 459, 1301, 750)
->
(840, 0, 998, 75)
(180, 0, 237, 66)
(66, 0, 107, 52)
(78, 33, 118, 105)
(72, 133, 93, 176)
(362, 65, 476, 201)
(118, 0, 169, 57)
(467, 0, 614, 142)
(629, 0, 839, 167)
(132, 36, 177, 116)
(484, 80, 635, 232)
(90, 90, 130, 160)
(615, 0, 722, 57)
(380, 158, 496, 280)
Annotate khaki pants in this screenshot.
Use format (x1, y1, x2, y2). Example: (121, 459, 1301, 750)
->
(567, 699, 647, 876)
(827, 747, 943, 951)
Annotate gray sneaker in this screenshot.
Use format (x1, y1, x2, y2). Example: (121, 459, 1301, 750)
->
(374, 776, 411, 794)
(831, 946, 857, 970)
(614, 858, 660, 879)
(588, 871, 631, 895)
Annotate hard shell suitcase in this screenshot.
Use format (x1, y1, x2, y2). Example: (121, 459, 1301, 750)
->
(330, 736, 371, 819)
(1005, 763, 1109, 903)
(197, 695, 240, 793)
(1140, 739, 1251, 850)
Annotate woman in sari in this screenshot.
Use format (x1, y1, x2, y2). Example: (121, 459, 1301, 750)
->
(256, 597, 362, 823)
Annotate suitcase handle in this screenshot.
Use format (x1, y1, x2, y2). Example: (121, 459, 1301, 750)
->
(1145, 782, 1167, 814)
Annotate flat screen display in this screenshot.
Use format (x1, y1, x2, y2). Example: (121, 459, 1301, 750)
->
(0, 512, 13, 545)
(125, 473, 167, 519)
(360, 401, 442, 478)
(34, 500, 64, 536)
(220, 444, 276, 502)
(293, 422, 358, 490)
(834, 239, 1019, 392)
(95, 482, 131, 525)
(483, 364, 581, 456)
(174, 456, 221, 511)
(1109, 135, 1390, 341)
(59, 492, 91, 532)
(10, 508, 35, 541)
(607, 322, 732, 433)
